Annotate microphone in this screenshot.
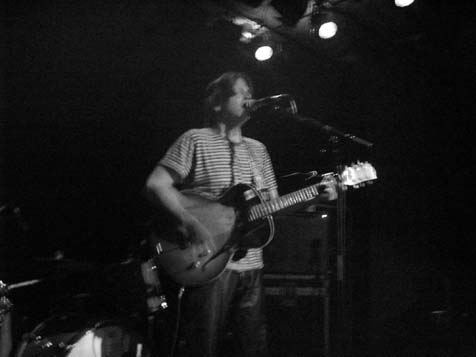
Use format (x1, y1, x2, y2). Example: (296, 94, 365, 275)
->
(245, 94, 298, 114)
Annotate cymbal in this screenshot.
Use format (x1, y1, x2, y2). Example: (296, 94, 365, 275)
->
(31, 257, 101, 272)
(2, 256, 101, 283)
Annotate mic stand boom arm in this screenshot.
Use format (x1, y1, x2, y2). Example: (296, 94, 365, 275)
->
(290, 113, 374, 148)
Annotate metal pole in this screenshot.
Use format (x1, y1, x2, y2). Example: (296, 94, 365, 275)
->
(335, 169, 352, 357)
(319, 210, 331, 357)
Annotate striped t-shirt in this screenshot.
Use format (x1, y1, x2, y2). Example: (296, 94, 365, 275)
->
(158, 127, 278, 271)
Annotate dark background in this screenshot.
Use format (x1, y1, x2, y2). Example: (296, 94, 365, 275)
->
(2, 0, 475, 355)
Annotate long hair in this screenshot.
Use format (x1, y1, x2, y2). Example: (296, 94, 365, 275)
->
(203, 72, 254, 127)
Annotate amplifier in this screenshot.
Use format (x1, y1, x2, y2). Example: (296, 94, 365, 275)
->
(263, 212, 331, 357)
(264, 211, 330, 275)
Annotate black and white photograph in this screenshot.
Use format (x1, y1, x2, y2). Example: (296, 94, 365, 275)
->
(1, 1, 475, 356)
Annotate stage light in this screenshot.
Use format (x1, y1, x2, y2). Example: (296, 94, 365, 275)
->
(255, 45, 274, 61)
(250, 32, 282, 62)
(310, 1, 338, 40)
(395, 0, 415, 7)
(318, 21, 338, 39)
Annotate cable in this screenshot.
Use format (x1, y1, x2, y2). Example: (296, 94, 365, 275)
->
(168, 286, 185, 357)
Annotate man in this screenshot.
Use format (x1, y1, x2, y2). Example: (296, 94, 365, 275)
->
(145, 71, 275, 356)
(145, 71, 335, 356)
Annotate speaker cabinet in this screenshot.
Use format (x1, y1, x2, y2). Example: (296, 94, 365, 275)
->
(263, 212, 332, 356)
(264, 211, 330, 275)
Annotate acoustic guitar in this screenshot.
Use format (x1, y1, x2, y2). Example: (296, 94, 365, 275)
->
(152, 162, 376, 287)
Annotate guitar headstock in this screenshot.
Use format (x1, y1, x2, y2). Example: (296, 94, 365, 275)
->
(340, 162, 377, 188)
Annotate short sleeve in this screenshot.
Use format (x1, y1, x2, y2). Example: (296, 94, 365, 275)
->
(158, 130, 195, 181)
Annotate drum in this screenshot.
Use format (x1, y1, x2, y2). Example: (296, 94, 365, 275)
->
(15, 314, 149, 357)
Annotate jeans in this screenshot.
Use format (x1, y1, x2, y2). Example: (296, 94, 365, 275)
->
(180, 268, 268, 357)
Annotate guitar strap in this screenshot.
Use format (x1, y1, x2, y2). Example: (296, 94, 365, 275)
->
(231, 141, 266, 262)
(229, 140, 265, 191)
(244, 141, 266, 191)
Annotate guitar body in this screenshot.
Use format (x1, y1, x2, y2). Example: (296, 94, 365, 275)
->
(152, 184, 273, 287)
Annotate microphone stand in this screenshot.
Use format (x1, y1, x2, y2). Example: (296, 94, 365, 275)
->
(288, 113, 373, 357)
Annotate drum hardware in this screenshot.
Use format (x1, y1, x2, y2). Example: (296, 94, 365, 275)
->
(3, 250, 167, 356)
(1, 281, 14, 322)
(100, 257, 168, 317)
(1, 281, 14, 351)
(1, 279, 42, 323)
(129, 238, 168, 315)
(14, 314, 151, 357)
(140, 258, 168, 356)
(1, 279, 42, 357)
(141, 258, 168, 314)
(1, 279, 42, 294)
(0, 296, 13, 327)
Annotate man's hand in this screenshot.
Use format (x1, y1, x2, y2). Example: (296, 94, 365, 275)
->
(319, 175, 338, 201)
(177, 216, 204, 245)
(177, 216, 212, 257)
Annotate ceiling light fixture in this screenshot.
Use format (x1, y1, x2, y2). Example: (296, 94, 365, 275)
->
(395, 0, 415, 8)
(255, 45, 274, 61)
(310, 1, 338, 39)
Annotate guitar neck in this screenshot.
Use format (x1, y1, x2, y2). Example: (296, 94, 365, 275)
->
(246, 162, 377, 222)
(247, 183, 321, 222)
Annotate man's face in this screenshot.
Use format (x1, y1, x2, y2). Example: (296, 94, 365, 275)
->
(220, 78, 252, 124)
